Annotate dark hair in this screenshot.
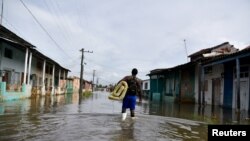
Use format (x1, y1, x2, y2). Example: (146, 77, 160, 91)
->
(132, 68, 138, 75)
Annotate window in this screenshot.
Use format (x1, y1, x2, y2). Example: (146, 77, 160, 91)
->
(46, 67, 49, 74)
(37, 60, 43, 71)
(144, 82, 148, 89)
(150, 75, 157, 79)
(234, 66, 249, 78)
(204, 66, 212, 74)
(4, 48, 13, 59)
(50, 67, 53, 74)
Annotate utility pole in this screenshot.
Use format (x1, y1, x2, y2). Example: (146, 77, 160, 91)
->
(79, 48, 93, 96)
(92, 70, 95, 92)
(183, 39, 189, 62)
(1, 0, 3, 25)
(96, 77, 99, 87)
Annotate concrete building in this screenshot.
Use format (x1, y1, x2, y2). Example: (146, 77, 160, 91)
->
(0, 25, 69, 101)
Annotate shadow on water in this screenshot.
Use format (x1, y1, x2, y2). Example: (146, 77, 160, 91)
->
(0, 92, 249, 141)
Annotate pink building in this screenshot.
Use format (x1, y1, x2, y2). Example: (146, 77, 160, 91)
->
(67, 76, 92, 93)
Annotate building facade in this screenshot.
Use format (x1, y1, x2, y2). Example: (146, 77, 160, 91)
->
(0, 25, 69, 101)
(148, 42, 250, 111)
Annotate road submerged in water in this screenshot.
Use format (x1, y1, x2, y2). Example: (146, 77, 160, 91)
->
(0, 91, 249, 141)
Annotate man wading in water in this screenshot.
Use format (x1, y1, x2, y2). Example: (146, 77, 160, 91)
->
(118, 68, 142, 120)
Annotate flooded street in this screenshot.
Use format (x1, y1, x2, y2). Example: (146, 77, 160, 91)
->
(0, 92, 249, 141)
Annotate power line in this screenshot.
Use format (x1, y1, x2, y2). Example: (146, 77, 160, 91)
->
(42, 0, 72, 46)
(19, 0, 71, 58)
(50, 0, 75, 42)
(2, 16, 23, 37)
(1, 0, 3, 25)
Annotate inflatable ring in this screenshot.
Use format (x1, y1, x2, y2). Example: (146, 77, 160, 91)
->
(108, 81, 128, 101)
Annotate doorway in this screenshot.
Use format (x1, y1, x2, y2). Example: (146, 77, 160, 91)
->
(234, 80, 249, 111)
(212, 78, 221, 106)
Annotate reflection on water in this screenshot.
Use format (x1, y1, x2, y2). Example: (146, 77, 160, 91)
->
(143, 96, 250, 124)
(0, 92, 249, 141)
(116, 118, 135, 141)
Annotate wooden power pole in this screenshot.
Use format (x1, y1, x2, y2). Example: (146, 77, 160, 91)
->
(79, 48, 93, 96)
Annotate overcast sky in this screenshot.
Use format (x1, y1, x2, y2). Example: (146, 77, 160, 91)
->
(2, 0, 250, 85)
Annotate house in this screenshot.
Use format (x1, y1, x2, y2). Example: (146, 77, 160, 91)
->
(188, 42, 238, 105)
(0, 25, 70, 101)
(0, 25, 35, 101)
(29, 50, 69, 96)
(200, 45, 250, 111)
(66, 76, 93, 93)
(148, 62, 195, 103)
(148, 42, 250, 111)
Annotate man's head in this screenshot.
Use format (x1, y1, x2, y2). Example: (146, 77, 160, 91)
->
(131, 68, 138, 76)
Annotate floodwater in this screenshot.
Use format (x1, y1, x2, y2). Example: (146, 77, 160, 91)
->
(0, 92, 249, 141)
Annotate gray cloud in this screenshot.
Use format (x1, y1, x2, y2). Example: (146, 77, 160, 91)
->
(3, 0, 250, 85)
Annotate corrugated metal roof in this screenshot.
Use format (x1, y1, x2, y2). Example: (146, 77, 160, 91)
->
(148, 62, 195, 76)
(0, 25, 35, 48)
(202, 45, 250, 65)
(188, 42, 229, 57)
(148, 44, 250, 76)
(0, 25, 70, 72)
(31, 49, 70, 72)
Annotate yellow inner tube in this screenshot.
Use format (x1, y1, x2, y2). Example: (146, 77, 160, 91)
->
(108, 81, 128, 101)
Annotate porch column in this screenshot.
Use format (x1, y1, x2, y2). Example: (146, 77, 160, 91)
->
(52, 64, 55, 95)
(23, 48, 29, 84)
(42, 60, 46, 95)
(201, 67, 205, 106)
(58, 69, 61, 93)
(63, 70, 66, 80)
(27, 52, 32, 85)
(63, 70, 66, 93)
(156, 76, 159, 93)
(236, 58, 240, 111)
(198, 63, 202, 105)
(173, 72, 176, 98)
(0, 43, 2, 79)
(179, 70, 182, 102)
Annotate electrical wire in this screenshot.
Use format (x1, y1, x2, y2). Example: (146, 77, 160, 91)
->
(19, 0, 71, 58)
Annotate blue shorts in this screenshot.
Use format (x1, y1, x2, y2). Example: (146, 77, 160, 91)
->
(122, 95, 136, 110)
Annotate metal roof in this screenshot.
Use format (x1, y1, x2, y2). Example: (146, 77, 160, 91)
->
(148, 62, 195, 76)
(0, 25, 35, 48)
(202, 45, 250, 67)
(188, 42, 230, 57)
(0, 25, 70, 72)
(148, 45, 250, 76)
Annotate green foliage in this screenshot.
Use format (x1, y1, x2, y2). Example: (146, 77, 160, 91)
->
(82, 91, 92, 97)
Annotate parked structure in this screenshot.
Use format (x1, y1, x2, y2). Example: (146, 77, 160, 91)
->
(0, 25, 69, 101)
(148, 42, 250, 111)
